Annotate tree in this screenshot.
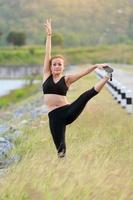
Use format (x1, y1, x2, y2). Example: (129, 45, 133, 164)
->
(0, 31, 3, 42)
(7, 31, 26, 46)
(52, 33, 64, 47)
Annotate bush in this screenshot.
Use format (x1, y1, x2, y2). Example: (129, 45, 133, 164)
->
(7, 31, 26, 46)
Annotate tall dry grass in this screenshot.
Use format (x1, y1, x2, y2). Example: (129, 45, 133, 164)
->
(0, 74, 133, 200)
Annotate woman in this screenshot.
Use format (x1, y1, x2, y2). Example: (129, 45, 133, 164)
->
(43, 19, 113, 158)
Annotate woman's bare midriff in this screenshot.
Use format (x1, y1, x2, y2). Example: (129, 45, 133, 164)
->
(44, 94, 69, 112)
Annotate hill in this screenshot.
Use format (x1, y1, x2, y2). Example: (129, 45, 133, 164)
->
(0, 0, 133, 46)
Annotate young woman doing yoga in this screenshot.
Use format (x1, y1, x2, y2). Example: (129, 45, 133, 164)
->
(42, 19, 113, 158)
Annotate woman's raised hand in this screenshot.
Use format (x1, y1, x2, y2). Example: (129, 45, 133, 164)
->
(44, 19, 52, 36)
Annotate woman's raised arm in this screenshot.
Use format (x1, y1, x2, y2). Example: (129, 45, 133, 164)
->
(43, 19, 52, 79)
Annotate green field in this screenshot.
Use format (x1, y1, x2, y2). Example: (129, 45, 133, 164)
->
(0, 43, 133, 65)
(0, 74, 132, 200)
(0, 82, 41, 109)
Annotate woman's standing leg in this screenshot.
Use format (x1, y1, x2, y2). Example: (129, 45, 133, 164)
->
(49, 117, 66, 157)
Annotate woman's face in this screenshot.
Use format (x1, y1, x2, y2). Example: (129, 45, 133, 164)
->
(51, 58, 64, 75)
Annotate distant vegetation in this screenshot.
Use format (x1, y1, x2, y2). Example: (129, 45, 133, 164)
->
(0, 43, 133, 66)
(7, 31, 26, 46)
(0, 0, 133, 47)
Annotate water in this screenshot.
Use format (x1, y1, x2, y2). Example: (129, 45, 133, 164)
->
(0, 79, 29, 96)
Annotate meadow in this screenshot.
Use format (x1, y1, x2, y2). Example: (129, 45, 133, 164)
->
(0, 74, 132, 200)
(0, 43, 133, 66)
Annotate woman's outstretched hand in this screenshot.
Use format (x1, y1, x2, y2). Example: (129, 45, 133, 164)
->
(94, 63, 108, 69)
(44, 19, 52, 36)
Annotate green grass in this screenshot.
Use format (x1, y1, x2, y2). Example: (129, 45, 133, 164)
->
(0, 43, 133, 65)
(0, 82, 40, 109)
(0, 74, 133, 200)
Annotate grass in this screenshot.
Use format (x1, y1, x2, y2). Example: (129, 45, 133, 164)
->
(0, 82, 41, 109)
(0, 43, 133, 65)
(0, 74, 133, 200)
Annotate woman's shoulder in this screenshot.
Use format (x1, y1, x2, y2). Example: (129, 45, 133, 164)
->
(43, 73, 52, 83)
(64, 75, 71, 88)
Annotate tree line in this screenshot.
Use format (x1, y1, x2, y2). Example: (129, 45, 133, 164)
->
(0, 31, 64, 46)
(0, 0, 133, 46)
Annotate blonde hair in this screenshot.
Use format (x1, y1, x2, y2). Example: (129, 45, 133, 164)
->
(49, 55, 65, 66)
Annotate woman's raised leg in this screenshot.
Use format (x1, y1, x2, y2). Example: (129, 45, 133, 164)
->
(94, 76, 109, 92)
(65, 77, 109, 124)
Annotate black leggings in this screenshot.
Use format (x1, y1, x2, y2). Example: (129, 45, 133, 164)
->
(48, 87, 99, 155)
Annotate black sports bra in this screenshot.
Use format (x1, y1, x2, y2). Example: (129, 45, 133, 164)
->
(42, 74, 68, 96)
